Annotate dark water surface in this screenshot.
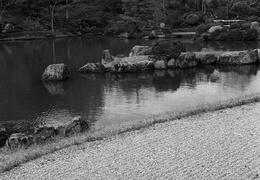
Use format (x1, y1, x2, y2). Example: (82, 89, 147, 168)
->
(1, 37, 260, 130)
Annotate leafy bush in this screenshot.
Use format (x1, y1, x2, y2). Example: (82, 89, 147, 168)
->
(249, 8, 259, 16)
(230, 23, 240, 29)
(243, 28, 258, 41)
(247, 15, 260, 22)
(151, 40, 186, 60)
(216, 32, 227, 41)
(186, 14, 199, 26)
(194, 12, 204, 21)
(228, 11, 238, 19)
(231, 3, 250, 17)
(241, 23, 251, 30)
(205, 18, 214, 24)
(210, 29, 222, 39)
(226, 29, 243, 41)
(215, 7, 228, 19)
(196, 24, 210, 34)
(202, 33, 210, 41)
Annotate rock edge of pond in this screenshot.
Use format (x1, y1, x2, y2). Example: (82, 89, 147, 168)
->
(0, 116, 89, 149)
(77, 45, 260, 74)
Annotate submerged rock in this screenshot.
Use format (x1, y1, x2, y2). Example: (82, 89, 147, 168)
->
(42, 64, 70, 81)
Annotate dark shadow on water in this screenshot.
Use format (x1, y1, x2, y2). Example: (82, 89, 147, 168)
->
(43, 81, 66, 96)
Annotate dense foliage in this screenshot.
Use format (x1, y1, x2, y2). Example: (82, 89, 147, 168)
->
(0, 0, 260, 36)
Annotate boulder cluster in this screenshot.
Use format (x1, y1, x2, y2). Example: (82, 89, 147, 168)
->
(77, 40, 260, 74)
(1, 116, 89, 149)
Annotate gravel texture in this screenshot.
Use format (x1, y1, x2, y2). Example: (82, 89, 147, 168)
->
(2, 103, 260, 180)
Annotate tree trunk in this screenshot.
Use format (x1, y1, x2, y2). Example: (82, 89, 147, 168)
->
(51, 13, 54, 32)
(66, 0, 69, 20)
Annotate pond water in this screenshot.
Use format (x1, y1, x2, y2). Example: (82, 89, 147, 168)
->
(1, 37, 260, 131)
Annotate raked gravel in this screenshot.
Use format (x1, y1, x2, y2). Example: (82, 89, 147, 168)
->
(2, 103, 260, 180)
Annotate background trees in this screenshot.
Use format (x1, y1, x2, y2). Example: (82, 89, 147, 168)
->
(0, 0, 259, 32)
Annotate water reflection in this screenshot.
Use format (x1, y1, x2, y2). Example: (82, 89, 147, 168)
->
(43, 82, 66, 96)
(0, 38, 260, 130)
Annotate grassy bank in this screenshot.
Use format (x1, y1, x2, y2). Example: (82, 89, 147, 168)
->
(2, 93, 260, 173)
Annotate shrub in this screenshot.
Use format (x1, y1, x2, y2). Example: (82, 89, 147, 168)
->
(162, 28, 171, 34)
(230, 23, 241, 29)
(249, 8, 259, 16)
(194, 12, 204, 21)
(231, 2, 250, 17)
(186, 14, 199, 26)
(243, 28, 258, 41)
(215, 7, 228, 19)
(210, 29, 222, 39)
(205, 18, 214, 24)
(202, 33, 210, 41)
(228, 11, 238, 19)
(247, 15, 260, 22)
(241, 23, 251, 30)
(226, 29, 243, 41)
(196, 24, 211, 34)
(216, 32, 227, 41)
(151, 40, 186, 60)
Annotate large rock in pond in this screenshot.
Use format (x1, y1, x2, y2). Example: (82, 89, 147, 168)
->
(110, 62, 140, 73)
(129, 45, 152, 56)
(101, 50, 121, 71)
(151, 40, 186, 60)
(135, 61, 155, 71)
(217, 49, 259, 65)
(167, 59, 177, 68)
(195, 52, 219, 65)
(176, 52, 197, 68)
(102, 50, 115, 63)
(78, 63, 106, 73)
(154, 60, 167, 69)
(42, 64, 70, 81)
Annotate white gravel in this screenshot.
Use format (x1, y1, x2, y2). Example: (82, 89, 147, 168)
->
(2, 103, 260, 180)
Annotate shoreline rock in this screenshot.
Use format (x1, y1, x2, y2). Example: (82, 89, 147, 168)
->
(78, 41, 260, 75)
(4, 116, 89, 149)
